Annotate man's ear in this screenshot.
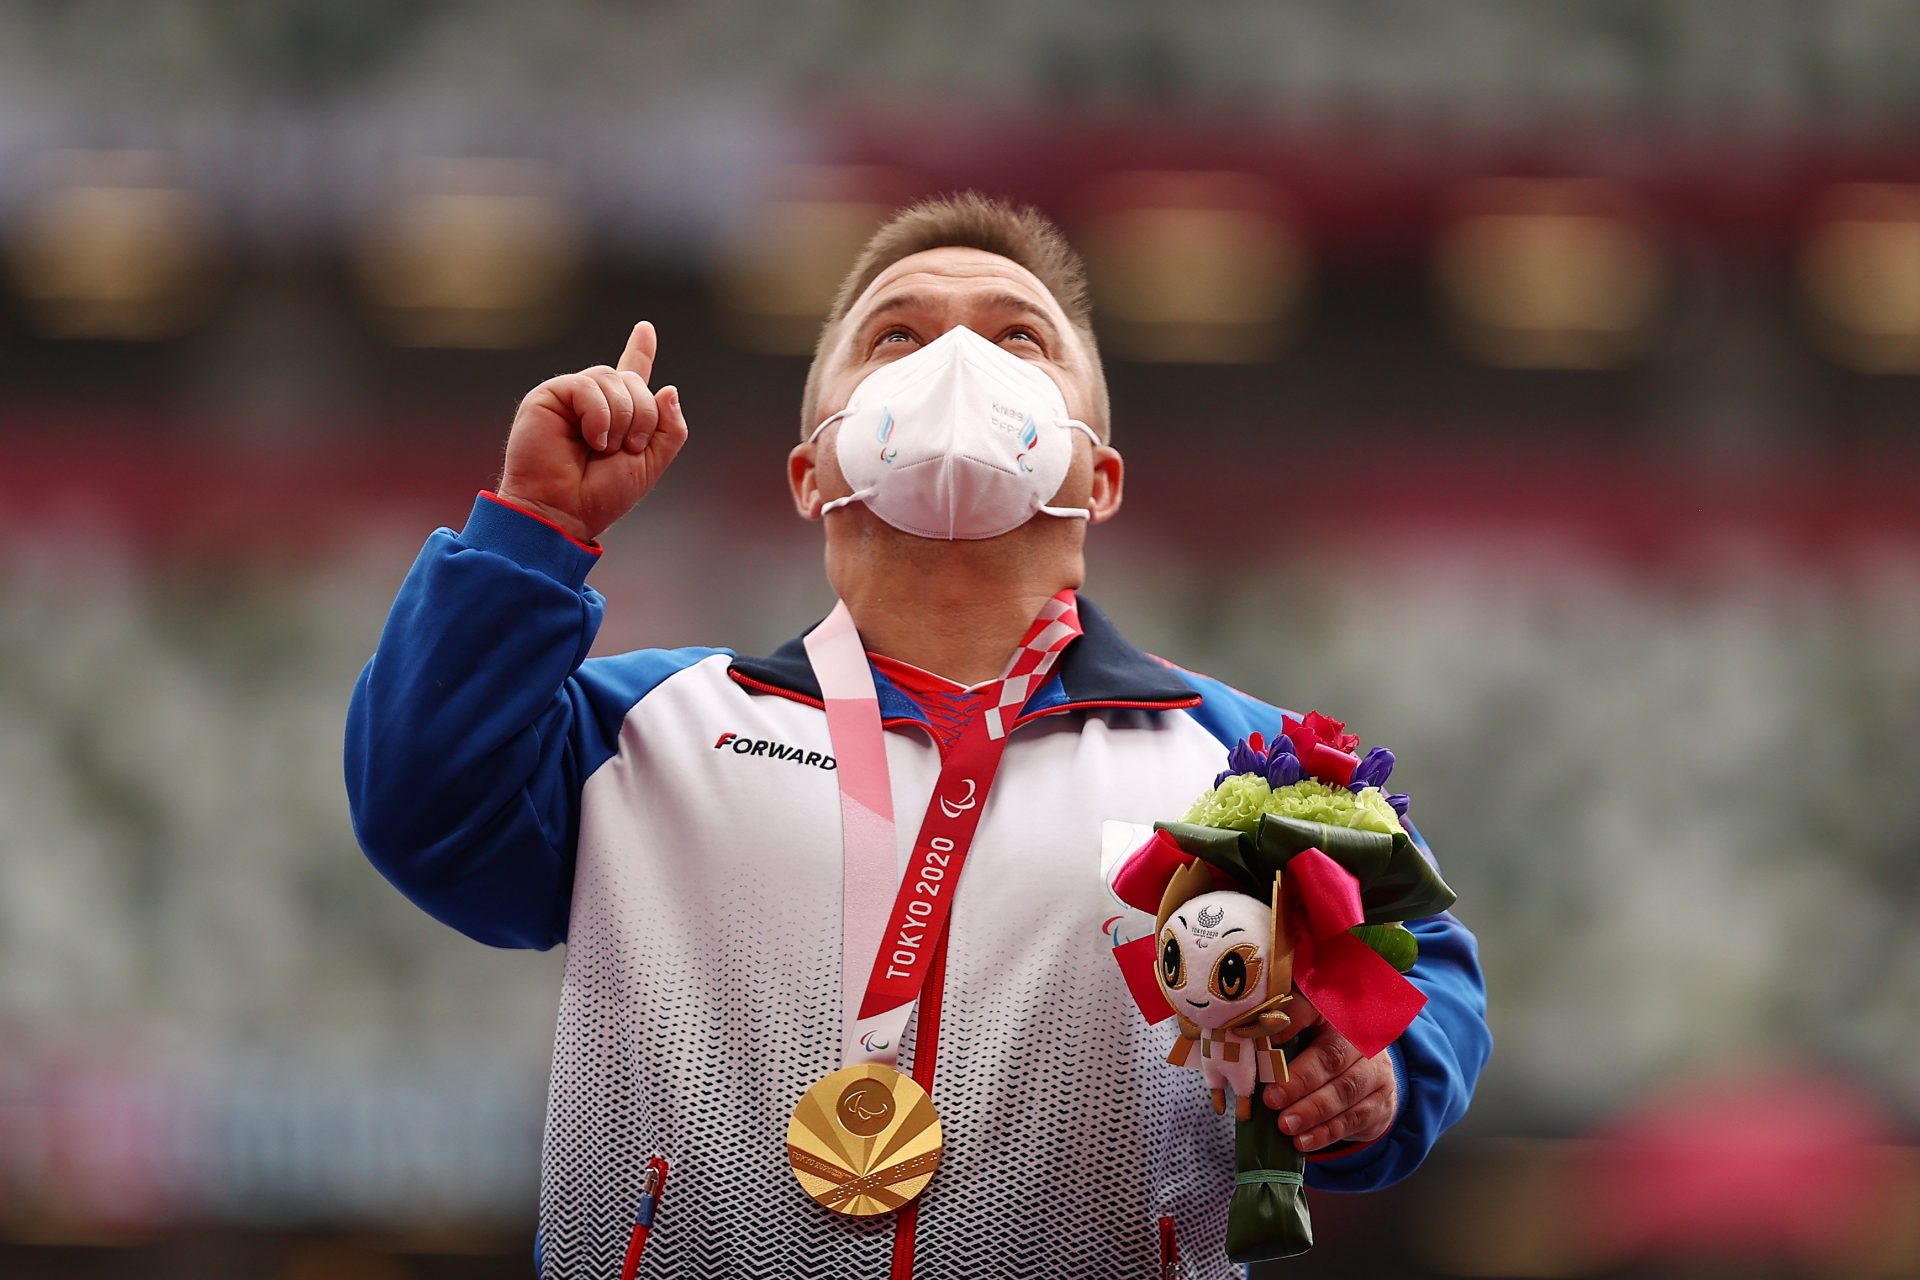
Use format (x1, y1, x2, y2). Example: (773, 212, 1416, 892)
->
(1088, 443, 1125, 524)
(788, 439, 822, 520)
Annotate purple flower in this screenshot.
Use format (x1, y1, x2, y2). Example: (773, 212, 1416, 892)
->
(1213, 769, 1234, 788)
(1265, 743, 1301, 787)
(1349, 747, 1396, 791)
(1226, 736, 1268, 778)
(1386, 792, 1411, 817)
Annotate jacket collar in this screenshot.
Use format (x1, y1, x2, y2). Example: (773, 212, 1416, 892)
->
(727, 594, 1198, 720)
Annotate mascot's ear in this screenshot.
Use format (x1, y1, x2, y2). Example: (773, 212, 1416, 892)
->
(1268, 872, 1296, 996)
(1155, 858, 1218, 936)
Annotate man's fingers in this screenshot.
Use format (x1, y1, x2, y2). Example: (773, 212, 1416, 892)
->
(616, 321, 658, 381)
(565, 373, 614, 450)
(1280, 1053, 1372, 1136)
(1292, 1081, 1394, 1152)
(591, 368, 635, 449)
(645, 386, 690, 468)
(1263, 1026, 1359, 1112)
(616, 370, 659, 454)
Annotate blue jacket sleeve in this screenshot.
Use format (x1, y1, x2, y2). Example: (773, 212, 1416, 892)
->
(1304, 824, 1492, 1192)
(344, 493, 722, 950)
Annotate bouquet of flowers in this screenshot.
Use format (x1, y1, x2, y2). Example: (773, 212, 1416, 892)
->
(1105, 712, 1457, 1263)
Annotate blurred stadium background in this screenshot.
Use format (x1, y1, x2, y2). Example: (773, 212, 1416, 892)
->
(3, 2, 1919, 1277)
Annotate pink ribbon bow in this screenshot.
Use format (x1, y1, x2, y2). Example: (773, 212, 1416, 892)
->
(1109, 830, 1426, 1058)
(1282, 846, 1427, 1059)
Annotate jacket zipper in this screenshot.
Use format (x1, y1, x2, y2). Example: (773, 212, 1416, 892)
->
(618, 1157, 669, 1280)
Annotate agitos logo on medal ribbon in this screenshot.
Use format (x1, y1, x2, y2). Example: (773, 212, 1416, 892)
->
(937, 778, 978, 819)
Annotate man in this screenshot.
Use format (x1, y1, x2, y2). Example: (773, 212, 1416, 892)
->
(346, 193, 1489, 1279)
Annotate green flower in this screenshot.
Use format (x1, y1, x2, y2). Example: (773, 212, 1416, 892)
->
(1182, 776, 1406, 837)
(1271, 779, 1403, 834)
(1182, 773, 1273, 832)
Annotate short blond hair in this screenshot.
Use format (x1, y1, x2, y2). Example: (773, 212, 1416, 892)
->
(800, 192, 1109, 438)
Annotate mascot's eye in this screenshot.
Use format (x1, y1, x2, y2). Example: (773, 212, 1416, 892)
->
(1209, 945, 1264, 1002)
(1159, 931, 1185, 989)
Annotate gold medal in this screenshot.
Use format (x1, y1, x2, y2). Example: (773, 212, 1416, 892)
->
(786, 1064, 943, 1216)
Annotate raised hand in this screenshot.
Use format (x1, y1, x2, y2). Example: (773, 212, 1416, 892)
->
(496, 321, 690, 544)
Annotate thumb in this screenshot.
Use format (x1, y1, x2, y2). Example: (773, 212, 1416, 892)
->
(1285, 986, 1322, 1036)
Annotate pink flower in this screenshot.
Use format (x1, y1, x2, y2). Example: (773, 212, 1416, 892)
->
(1281, 710, 1361, 787)
(1287, 711, 1361, 755)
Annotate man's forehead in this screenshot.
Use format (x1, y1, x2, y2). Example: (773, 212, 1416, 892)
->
(849, 246, 1066, 323)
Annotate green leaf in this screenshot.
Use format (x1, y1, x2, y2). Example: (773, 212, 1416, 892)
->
(1349, 923, 1419, 973)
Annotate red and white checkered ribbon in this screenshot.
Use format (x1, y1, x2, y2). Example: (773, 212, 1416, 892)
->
(984, 592, 1082, 740)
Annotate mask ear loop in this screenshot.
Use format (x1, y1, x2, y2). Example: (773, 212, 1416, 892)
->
(818, 492, 870, 516)
(1035, 420, 1102, 521)
(805, 409, 874, 517)
(807, 409, 846, 444)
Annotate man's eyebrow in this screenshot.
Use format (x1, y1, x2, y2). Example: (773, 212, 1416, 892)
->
(973, 292, 1061, 331)
(854, 290, 1061, 333)
(855, 291, 934, 327)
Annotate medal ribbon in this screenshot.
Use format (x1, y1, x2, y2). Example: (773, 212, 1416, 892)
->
(805, 591, 1082, 1067)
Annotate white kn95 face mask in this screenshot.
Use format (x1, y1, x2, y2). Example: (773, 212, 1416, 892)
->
(808, 325, 1100, 540)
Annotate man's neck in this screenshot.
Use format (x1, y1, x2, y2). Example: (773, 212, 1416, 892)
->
(825, 512, 1086, 687)
(847, 588, 1068, 687)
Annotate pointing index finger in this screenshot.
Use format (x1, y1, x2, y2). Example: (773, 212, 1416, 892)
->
(617, 321, 658, 381)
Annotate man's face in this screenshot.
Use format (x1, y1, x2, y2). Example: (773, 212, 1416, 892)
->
(791, 245, 1121, 533)
(811, 246, 1100, 439)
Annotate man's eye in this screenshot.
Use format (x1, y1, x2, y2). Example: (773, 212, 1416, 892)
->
(1001, 327, 1039, 347)
(877, 329, 915, 346)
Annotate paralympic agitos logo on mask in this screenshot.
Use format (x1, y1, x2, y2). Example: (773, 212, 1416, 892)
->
(713, 732, 835, 770)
